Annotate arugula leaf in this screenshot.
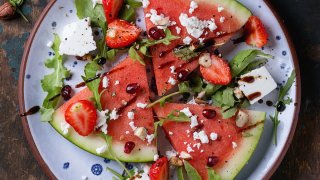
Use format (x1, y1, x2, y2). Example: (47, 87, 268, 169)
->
(40, 34, 70, 121)
(82, 58, 103, 110)
(75, 0, 106, 28)
(173, 46, 200, 61)
(190, 76, 203, 93)
(102, 134, 133, 177)
(207, 168, 221, 180)
(120, 0, 142, 22)
(177, 167, 185, 180)
(106, 167, 125, 180)
(242, 59, 268, 74)
(160, 110, 191, 122)
(184, 161, 201, 180)
(221, 107, 238, 119)
(106, 49, 118, 61)
(129, 46, 145, 65)
(212, 87, 235, 108)
(270, 70, 296, 145)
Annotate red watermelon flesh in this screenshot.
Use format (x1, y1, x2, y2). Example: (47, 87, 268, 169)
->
(144, 0, 250, 95)
(153, 103, 265, 179)
(99, 57, 155, 146)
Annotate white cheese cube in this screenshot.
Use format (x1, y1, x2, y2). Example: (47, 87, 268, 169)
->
(238, 66, 277, 104)
(59, 17, 97, 56)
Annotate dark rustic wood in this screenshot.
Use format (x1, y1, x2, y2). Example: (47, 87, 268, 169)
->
(0, 0, 318, 179)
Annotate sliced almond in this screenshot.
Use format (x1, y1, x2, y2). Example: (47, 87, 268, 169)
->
(169, 156, 183, 167)
(199, 53, 212, 68)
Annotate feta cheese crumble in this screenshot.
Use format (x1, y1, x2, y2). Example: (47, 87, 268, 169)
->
(166, 149, 177, 159)
(168, 77, 177, 85)
(232, 142, 238, 149)
(59, 18, 97, 56)
(175, 26, 181, 34)
(218, 6, 224, 12)
(169, 131, 173, 135)
(186, 144, 194, 153)
(102, 76, 109, 88)
(154, 154, 159, 161)
(220, 16, 225, 23)
(210, 132, 218, 141)
(179, 151, 192, 159)
(170, 66, 176, 74)
(114, 80, 120, 85)
(96, 145, 107, 154)
(189, 1, 198, 14)
(127, 111, 135, 120)
(146, 134, 155, 144)
(134, 127, 148, 140)
(190, 115, 199, 128)
(183, 36, 192, 45)
(110, 108, 119, 120)
(146, 9, 171, 29)
(137, 103, 148, 109)
(129, 121, 137, 131)
(179, 13, 217, 38)
(60, 122, 71, 135)
(180, 107, 193, 117)
(193, 130, 209, 144)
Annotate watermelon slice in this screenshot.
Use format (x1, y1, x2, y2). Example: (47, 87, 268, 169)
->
(153, 103, 265, 179)
(144, 0, 252, 95)
(50, 57, 157, 162)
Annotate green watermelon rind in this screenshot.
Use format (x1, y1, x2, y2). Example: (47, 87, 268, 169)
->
(216, 110, 266, 179)
(197, 0, 252, 27)
(50, 111, 157, 162)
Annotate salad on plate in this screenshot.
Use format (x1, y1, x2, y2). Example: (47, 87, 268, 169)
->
(23, 0, 296, 179)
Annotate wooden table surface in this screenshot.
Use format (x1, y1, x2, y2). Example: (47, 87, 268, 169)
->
(0, 0, 319, 179)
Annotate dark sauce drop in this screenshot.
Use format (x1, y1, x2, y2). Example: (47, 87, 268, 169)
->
(240, 76, 255, 83)
(276, 102, 286, 112)
(247, 92, 261, 101)
(20, 106, 40, 117)
(266, 101, 273, 107)
(258, 99, 264, 104)
(75, 74, 101, 88)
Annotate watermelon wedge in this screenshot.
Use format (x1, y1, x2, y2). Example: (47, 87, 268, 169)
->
(144, 0, 252, 95)
(153, 103, 265, 179)
(50, 57, 157, 162)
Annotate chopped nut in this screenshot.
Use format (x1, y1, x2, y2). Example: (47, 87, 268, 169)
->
(170, 156, 183, 167)
(199, 53, 212, 68)
(236, 110, 249, 128)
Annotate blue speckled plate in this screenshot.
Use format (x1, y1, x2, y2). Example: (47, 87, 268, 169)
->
(18, 0, 300, 179)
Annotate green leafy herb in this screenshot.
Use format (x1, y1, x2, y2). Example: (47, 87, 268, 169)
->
(211, 87, 237, 118)
(82, 58, 103, 110)
(190, 75, 204, 93)
(40, 34, 70, 121)
(106, 167, 125, 180)
(207, 168, 221, 180)
(75, 0, 106, 28)
(119, 0, 142, 22)
(147, 82, 191, 108)
(9, 0, 29, 22)
(129, 46, 145, 65)
(270, 70, 296, 145)
(102, 134, 133, 178)
(160, 110, 191, 122)
(177, 166, 185, 180)
(173, 46, 200, 61)
(221, 106, 238, 119)
(184, 161, 201, 180)
(130, 29, 179, 65)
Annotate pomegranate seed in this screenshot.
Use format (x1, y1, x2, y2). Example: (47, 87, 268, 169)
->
(61, 85, 72, 100)
(207, 156, 219, 167)
(149, 27, 166, 40)
(176, 69, 189, 81)
(126, 83, 140, 94)
(124, 141, 135, 154)
(202, 109, 217, 119)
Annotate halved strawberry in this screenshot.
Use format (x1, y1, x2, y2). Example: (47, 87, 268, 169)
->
(102, 0, 124, 23)
(65, 100, 97, 136)
(149, 157, 169, 180)
(200, 55, 232, 85)
(106, 19, 141, 48)
(244, 16, 268, 48)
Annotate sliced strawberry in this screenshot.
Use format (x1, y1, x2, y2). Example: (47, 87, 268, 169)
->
(149, 157, 169, 180)
(65, 100, 97, 136)
(102, 0, 124, 23)
(244, 16, 268, 48)
(106, 19, 141, 48)
(200, 55, 232, 85)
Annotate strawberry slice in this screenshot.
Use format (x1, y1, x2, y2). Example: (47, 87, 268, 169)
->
(244, 16, 268, 48)
(65, 100, 97, 136)
(106, 19, 141, 48)
(200, 55, 232, 85)
(149, 157, 169, 180)
(102, 0, 124, 23)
